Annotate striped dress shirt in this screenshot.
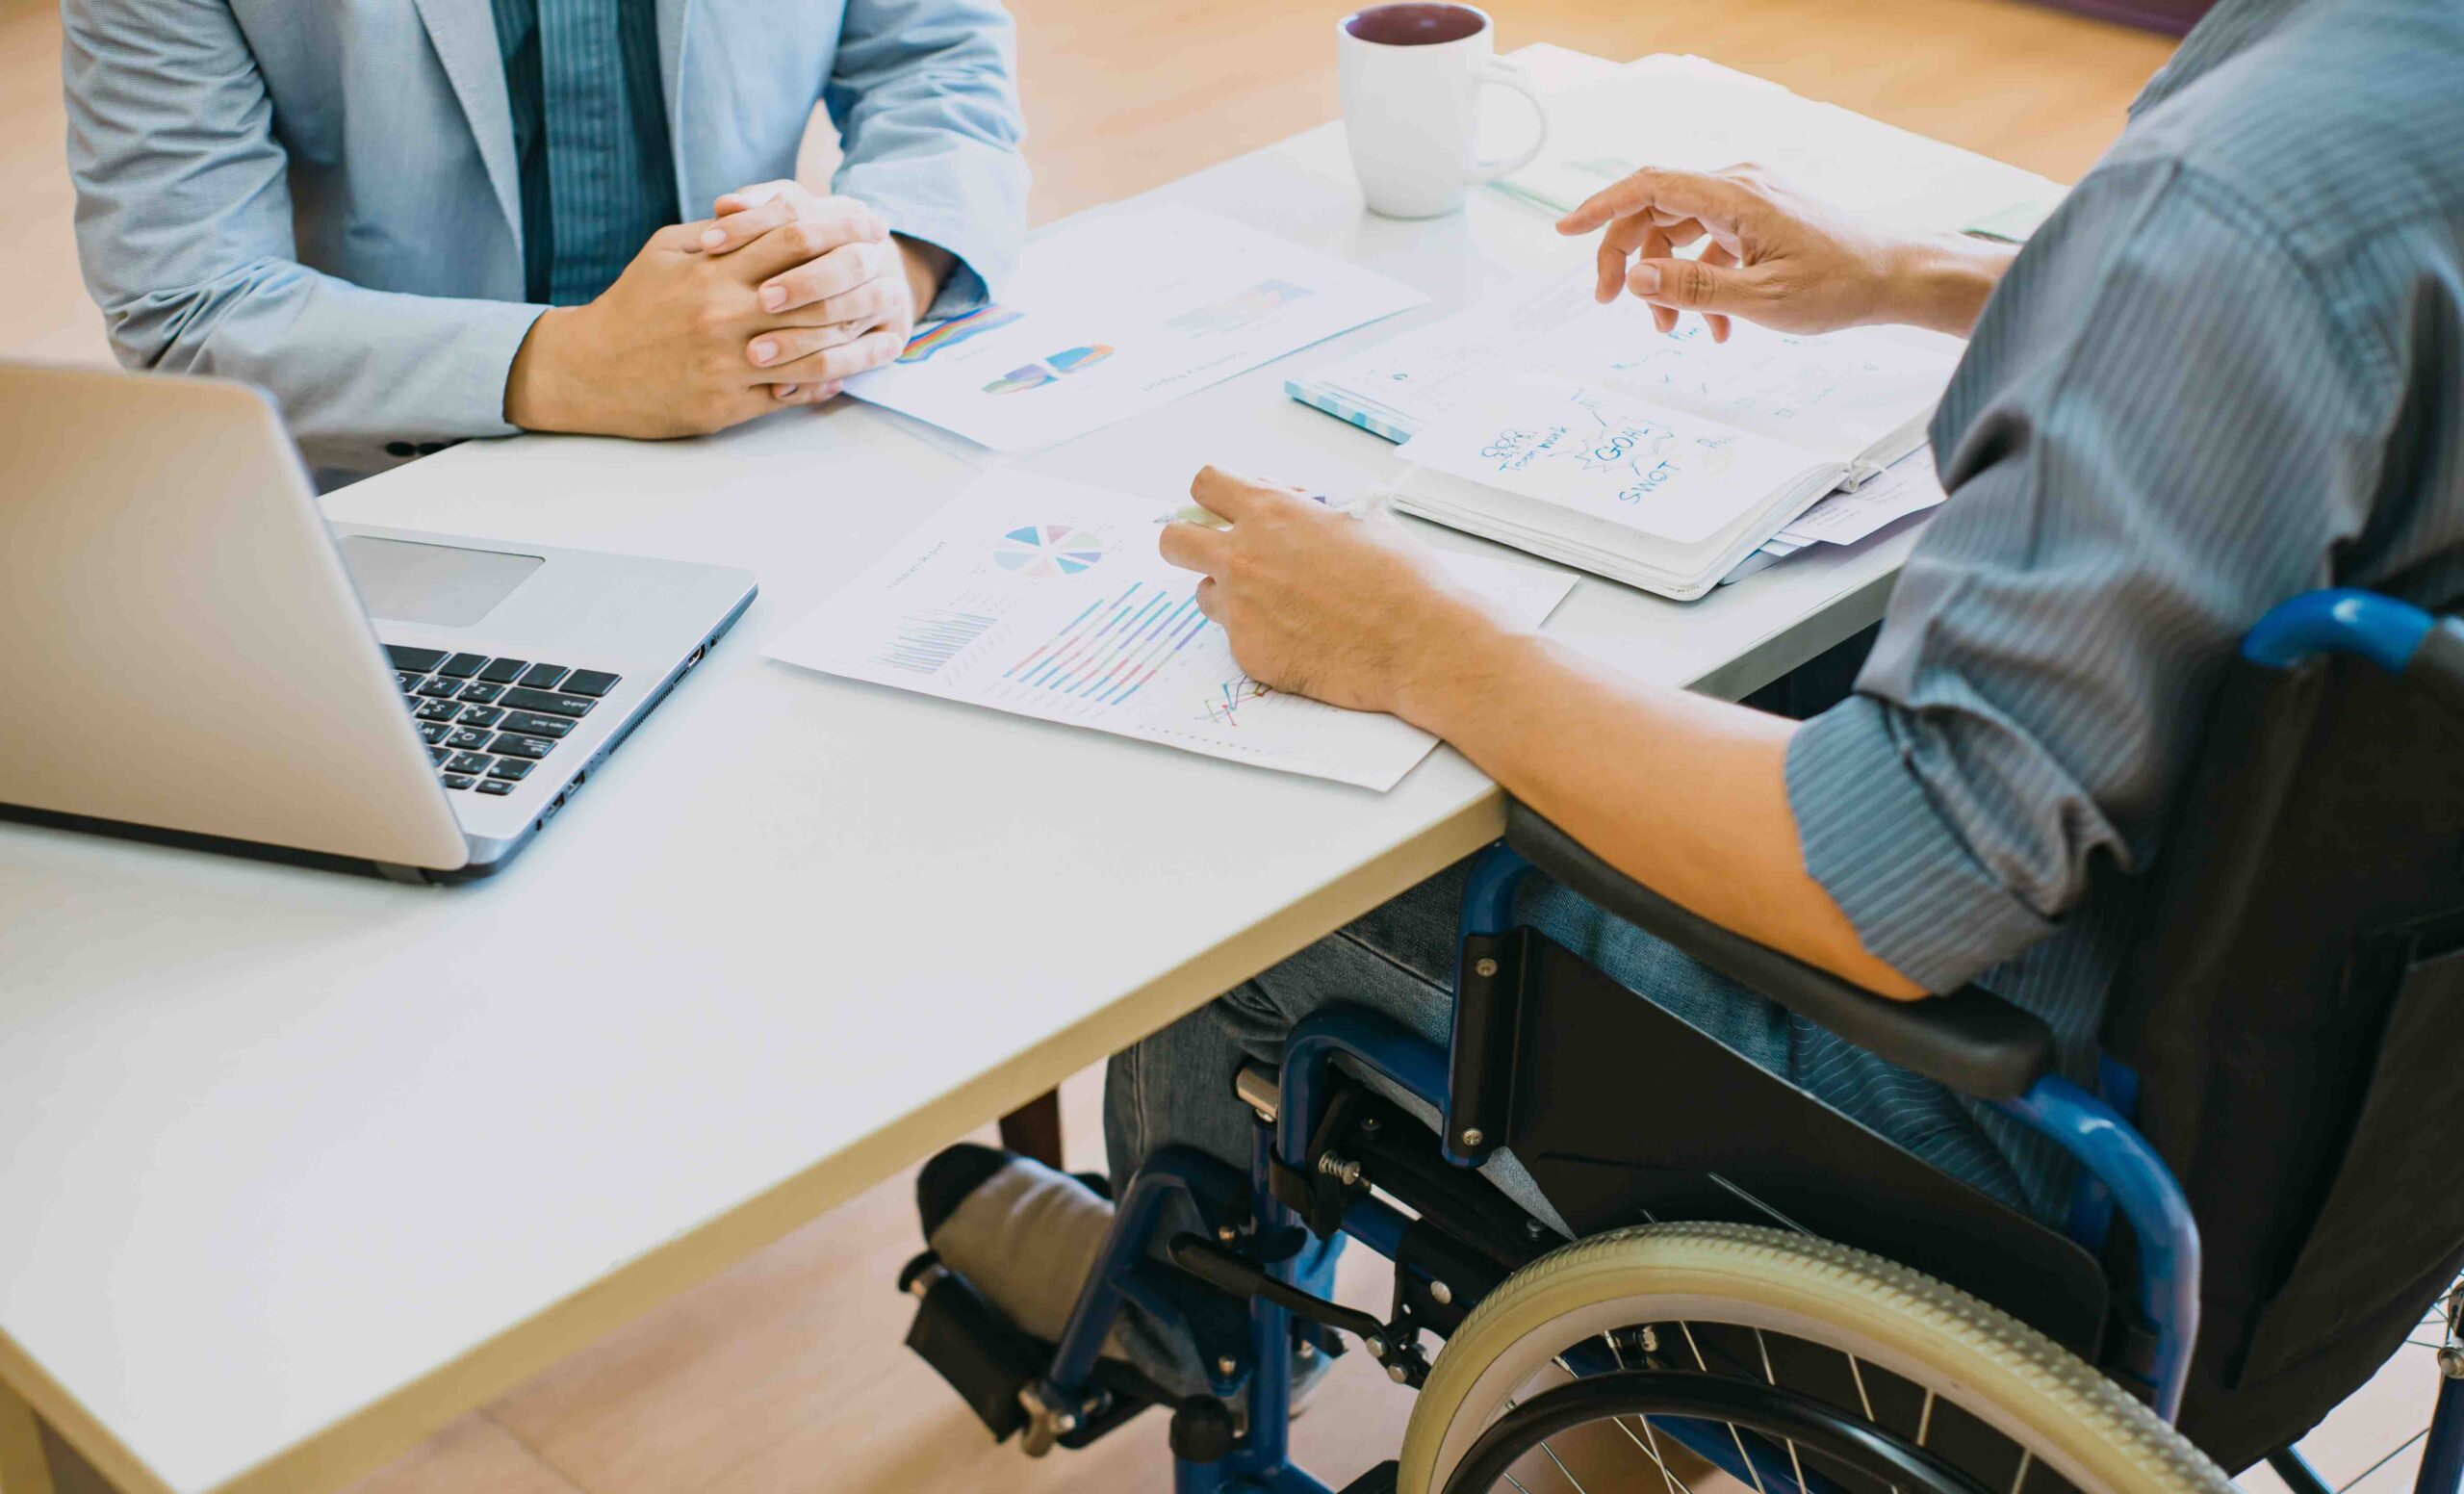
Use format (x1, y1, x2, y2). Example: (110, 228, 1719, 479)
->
(1781, 0, 2464, 1219)
(489, 0, 680, 306)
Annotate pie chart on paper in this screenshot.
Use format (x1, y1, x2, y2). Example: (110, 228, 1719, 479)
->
(993, 525, 1108, 578)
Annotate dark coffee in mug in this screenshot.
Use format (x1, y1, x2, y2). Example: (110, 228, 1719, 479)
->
(1344, 3, 1488, 47)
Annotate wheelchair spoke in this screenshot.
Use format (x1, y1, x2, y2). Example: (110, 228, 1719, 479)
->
(1554, 1353, 1694, 1494)
(1632, 1410, 1691, 1494)
(1596, 1338, 1690, 1494)
(1502, 1384, 1605, 1494)
(1843, 1352, 1905, 1494)
(1916, 1389, 1937, 1449)
(1534, 1435, 1594, 1494)
(2010, 1449, 2034, 1494)
(1754, 1327, 1812, 1494)
(1680, 1320, 1771, 1494)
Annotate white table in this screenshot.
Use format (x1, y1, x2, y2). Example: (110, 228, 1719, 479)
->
(0, 46, 1921, 1494)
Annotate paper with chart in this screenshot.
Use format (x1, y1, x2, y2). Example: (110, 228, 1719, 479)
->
(849, 204, 1425, 452)
(1290, 273, 1961, 456)
(763, 476, 1575, 790)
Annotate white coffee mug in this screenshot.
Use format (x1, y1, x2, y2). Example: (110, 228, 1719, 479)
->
(1337, 3, 1549, 219)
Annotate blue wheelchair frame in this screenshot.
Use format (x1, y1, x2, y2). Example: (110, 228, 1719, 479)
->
(1020, 589, 2464, 1494)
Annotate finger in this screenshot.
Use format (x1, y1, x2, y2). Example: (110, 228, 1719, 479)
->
(651, 219, 721, 253)
(1653, 215, 1708, 250)
(1189, 465, 1308, 526)
(772, 378, 845, 404)
(803, 275, 905, 329)
(1596, 213, 1675, 304)
(1594, 214, 1677, 303)
(693, 196, 799, 255)
(1556, 166, 1765, 237)
(754, 326, 901, 385)
(730, 204, 889, 281)
(1628, 253, 1769, 319)
(1157, 519, 1231, 576)
(1194, 576, 1222, 622)
(712, 179, 801, 218)
(1594, 214, 1648, 301)
(757, 239, 897, 315)
(748, 318, 879, 370)
(1697, 243, 1738, 342)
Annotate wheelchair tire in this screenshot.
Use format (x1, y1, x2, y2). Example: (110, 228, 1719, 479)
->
(1399, 1222, 2232, 1494)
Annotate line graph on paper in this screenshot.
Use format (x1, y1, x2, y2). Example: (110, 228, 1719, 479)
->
(1196, 675, 1272, 726)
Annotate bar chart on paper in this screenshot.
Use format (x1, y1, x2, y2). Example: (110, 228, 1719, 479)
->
(762, 475, 1577, 789)
(994, 583, 1212, 713)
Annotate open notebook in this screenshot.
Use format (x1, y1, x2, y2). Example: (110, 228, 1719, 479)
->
(1290, 277, 1962, 599)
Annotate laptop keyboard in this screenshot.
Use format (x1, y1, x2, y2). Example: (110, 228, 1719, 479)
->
(386, 645, 620, 797)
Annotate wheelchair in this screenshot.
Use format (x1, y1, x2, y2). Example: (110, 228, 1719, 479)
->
(900, 586, 2464, 1494)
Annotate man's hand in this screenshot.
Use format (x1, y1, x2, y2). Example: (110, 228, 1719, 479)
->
(1160, 466, 1925, 999)
(1555, 165, 2014, 339)
(1157, 467, 1503, 717)
(503, 184, 952, 439)
(697, 181, 951, 396)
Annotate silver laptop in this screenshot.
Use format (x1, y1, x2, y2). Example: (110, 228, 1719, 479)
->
(0, 363, 757, 882)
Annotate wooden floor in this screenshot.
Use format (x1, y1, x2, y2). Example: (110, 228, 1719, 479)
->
(1, 1, 2447, 1491)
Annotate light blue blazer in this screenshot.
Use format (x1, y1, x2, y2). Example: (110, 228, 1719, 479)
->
(62, 0, 1029, 477)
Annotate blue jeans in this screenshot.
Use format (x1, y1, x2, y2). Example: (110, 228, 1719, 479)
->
(1096, 854, 2051, 1397)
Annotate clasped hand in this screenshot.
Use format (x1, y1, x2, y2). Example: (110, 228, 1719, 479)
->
(507, 180, 943, 438)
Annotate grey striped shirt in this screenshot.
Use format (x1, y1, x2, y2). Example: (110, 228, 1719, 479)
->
(1782, 0, 2464, 1219)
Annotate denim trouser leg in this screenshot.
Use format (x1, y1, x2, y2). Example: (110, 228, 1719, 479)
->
(1096, 857, 1799, 1394)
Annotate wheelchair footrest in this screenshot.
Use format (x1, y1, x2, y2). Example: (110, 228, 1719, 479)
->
(898, 1252, 1168, 1451)
(901, 1253, 1046, 1441)
(1338, 1461, 1400, 1494)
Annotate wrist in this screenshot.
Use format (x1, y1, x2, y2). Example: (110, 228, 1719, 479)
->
(1393, 605, 1529, 734)
(894, 234, 955, 320)
(503, 305, 583, 431)
(1880, 233, 2015, 336)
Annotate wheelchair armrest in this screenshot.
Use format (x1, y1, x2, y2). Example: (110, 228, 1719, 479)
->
(1502, 801, 2056, 1101)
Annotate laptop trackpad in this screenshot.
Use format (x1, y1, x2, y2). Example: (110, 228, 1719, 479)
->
(339, 535, 545, 628)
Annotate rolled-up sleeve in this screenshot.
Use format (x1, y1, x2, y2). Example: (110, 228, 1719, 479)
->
(825, 0, 1030, 317)
(1785, 160, 2391, 992)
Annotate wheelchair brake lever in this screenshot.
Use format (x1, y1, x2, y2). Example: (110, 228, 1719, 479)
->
(1167, 1231, 1430, 1385)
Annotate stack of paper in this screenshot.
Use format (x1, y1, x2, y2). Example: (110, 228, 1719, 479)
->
(1290, 276, 1962, 599)
(1488, 55, 2067, 243)
(851, 203, 1426, 453)
(1720, 448, 1948, 585)
(764, 475, 1575, 790)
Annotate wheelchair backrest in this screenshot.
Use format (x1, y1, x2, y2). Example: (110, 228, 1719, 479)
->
(2100, 641, 2464, 1466)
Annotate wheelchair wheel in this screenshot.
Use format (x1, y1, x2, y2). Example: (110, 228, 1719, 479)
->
(1399, 1223, 2232, 1494)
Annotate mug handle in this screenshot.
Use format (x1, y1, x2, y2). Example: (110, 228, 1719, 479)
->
(1467, 56, 1550, 184)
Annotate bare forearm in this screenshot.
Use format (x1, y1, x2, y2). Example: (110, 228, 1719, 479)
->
(1399, 621, 1926, 999)
(1883, 233, 2018, 336)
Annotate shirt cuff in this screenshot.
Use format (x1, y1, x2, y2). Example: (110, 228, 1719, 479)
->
(1785, 695, 2060, 993)
(836, 157, 1023, 321)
